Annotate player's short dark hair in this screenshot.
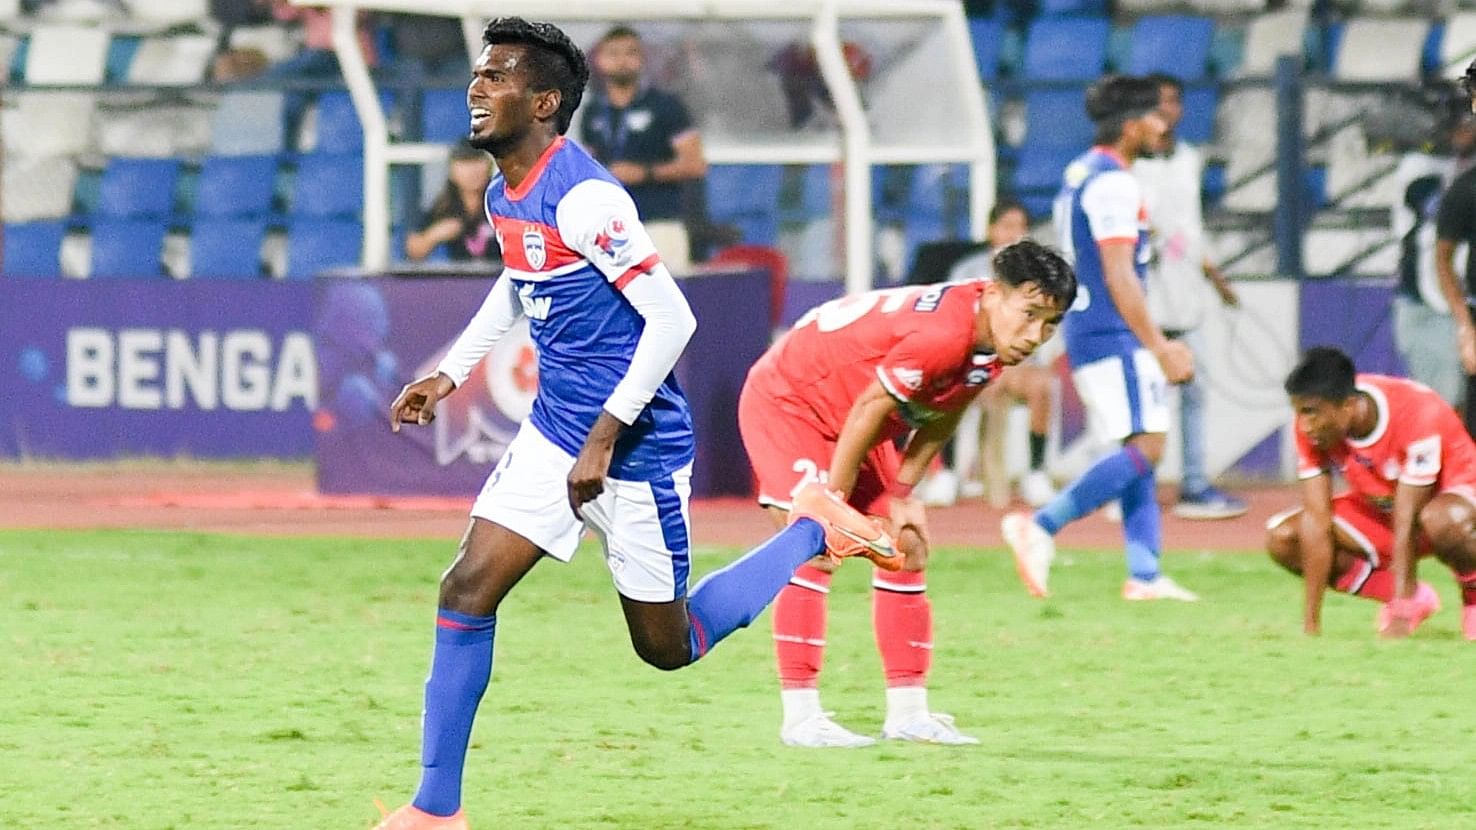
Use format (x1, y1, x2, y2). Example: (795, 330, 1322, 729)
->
(599, 24, 642, 46)
(482, 17, 590, 134)
(992, 238, 1077, 311)
(1145, 72, 1183, 94)
(1284, 346, 1357, 401)
(988, 198, 1027, 226)
(1085, 74, 1160, 144)
(1464, 57, 1476, 100)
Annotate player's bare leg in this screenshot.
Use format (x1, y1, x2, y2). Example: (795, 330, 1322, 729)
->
(1264, 509, 1440, 634)
(875, 526, 978, 745)
(1415, 494, 1476, 640)
(376, 519, 545, 830)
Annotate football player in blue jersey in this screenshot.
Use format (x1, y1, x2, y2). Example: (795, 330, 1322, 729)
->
(1002, 74, 1199, 603)
(372, 18, 897, 830)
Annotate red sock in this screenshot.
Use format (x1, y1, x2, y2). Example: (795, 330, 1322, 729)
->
(1334, 561, 1394, 601)
(872, 569, 931, 688)
(773, 564, 830, 690)
(1456, 572, 1476, 606)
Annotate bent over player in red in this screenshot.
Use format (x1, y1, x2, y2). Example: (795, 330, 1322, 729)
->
(1267, 347, 1476, 640)
(739, 239, 1077, 746)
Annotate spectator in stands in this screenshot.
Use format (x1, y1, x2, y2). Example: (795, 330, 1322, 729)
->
(404, 140, 497, 264)
(578, 25, 708, 270)
(1433, 61, 1476, 436)
(1132, 73, 1247, 521)
(382, 12, 467, 80)
(914, 199, 1059, 507)
(1392, 105, 1475, 412)
(262, 1, 377, 78)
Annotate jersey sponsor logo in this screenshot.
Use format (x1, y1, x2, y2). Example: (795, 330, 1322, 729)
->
(522, 225, 547, 270)
(913, 285, 945, 312)
(518, 282, 552, 320)
(594, 216, 630, 261)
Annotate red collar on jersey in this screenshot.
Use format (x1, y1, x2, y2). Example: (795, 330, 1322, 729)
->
(1089, 145, 1129, 169)
(505, 136, 566, 202)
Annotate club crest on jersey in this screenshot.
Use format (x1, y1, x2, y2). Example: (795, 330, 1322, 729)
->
(594, 215, 631, 260)
(522, 226, 546, 270)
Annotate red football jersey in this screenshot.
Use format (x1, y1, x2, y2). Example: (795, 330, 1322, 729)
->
(746, 280, 1002, 442)
(1295, 373, 1476, 513)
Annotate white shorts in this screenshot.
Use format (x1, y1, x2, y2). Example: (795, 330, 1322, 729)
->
(470, 421, 694, 603)
(1071, 348, 1170, 442)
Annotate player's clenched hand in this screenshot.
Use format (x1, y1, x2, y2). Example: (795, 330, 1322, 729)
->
(389, 372, 456, 433)
(1152, 340, 1195, 385)
(568, 411, 624, 517)
(889, 495, 930, 559)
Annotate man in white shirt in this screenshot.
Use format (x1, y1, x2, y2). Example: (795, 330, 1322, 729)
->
(1132, 73, 1247, 521)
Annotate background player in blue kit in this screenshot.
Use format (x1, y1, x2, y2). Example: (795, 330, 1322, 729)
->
(1002, 75, 1199, 603)
(375, 18, 896, 830)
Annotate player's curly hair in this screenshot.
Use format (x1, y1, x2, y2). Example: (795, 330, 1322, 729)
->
(1284, 347, 1357, 401)
(483, 17, 590, 135)
(1464, 57, 1476, 101)
(1085, 74, 1160, 145)
(992, 238, 1077, 311)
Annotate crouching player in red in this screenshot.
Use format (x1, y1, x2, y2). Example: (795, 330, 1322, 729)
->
(739, 239, 1077, 746)
(1268, 347, 1476, 639)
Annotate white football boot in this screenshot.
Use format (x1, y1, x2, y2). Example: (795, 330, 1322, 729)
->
(882, 712, 980, 745)
(780, 712, 877, 748)
(1122, 574, 1200, 602)
(1001, 511, 1055, 598)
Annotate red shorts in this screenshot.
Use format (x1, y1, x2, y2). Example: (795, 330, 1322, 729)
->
(1275, 490, 1476, 568)
(737, 381, 899, 518)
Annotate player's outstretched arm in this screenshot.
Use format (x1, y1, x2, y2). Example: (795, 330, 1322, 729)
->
(389, 272, 521, 434)
(1384, 480, 1438, 638)
(1296, 473, 1335, 635)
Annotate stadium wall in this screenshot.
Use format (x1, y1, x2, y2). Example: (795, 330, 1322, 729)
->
(0, 276, 1403, 491)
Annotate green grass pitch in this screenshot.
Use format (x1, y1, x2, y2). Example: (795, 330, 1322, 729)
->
(2, 528, 1473, 829)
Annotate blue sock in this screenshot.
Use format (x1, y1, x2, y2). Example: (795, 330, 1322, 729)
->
(1034, 445, 1153, 535)
(1121, 467, 1162, 581)
(685, 518, 826, 660)
(411, 609, 496, 818)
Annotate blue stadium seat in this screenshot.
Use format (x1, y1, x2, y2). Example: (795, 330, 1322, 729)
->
(195, 155, 278, 218)
(968, 18, 1003, 82)
(191, 218, 267, 279)
(1023, 17, 1109, 80)
(1179, 86, 1218, 145)
(1128, 16, 1215, 80)
(286, 218, 361, 280)
(1012, 144, 1075, 193)
(1017, 192, 1054, 219)
(907, 164, 967, 220)
(90, 219, 167, 279)
(2, 221, 66, 278)
(785, 164, 832, 221)
(1037, 0, 1106, 16)
(726, 214, 779, 248)
(421, 87, 470, 143)
(97, 158, 181, 218)
(311, 89, 396, 154)
(706, 164, 783, 220)
(292, 154, 363, 217)
(1024, 89, 1092, 149)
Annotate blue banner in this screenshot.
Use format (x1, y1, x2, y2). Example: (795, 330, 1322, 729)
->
(0, 281, 316, 459)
